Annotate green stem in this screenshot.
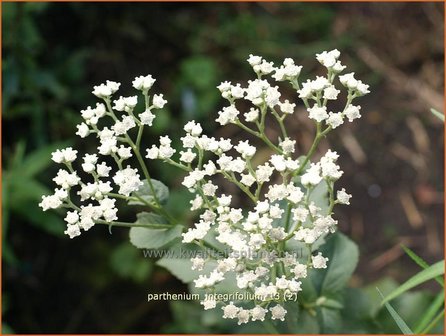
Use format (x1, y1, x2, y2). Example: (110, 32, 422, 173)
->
(235, 119, 260, 137)
(326, 180, 335, 215)
(166, 158, 191, 172)
(136, 124, 144, 148)
(222, 171, 257, 203)
(419, 308, 444, 334)
(293, 125, 331, 177)
(270, 107, 288, 140)
(95, 219, 172, 230)
(280, 202, 293, 250)
(104, 97, 176, 224)
(415, 290, 445, 333)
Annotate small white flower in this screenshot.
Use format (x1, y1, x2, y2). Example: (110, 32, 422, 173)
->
(52, 147, 78, 163)
(202, 182, 218, 197)
(344, 104, 361, 122)
(184, 121, 203, 136)
(251, 306, 267, 322)
(339, 72, 358, 89)
(270, 155, 287, 172)
(244, 107, 259, 122)
(64, 224, 81, 239)
(327, 112, 344, 129)
(152, 94, 167, 109)
(308, 105, 329, 122)
(292, 263, 308, 279)
(236, 308, 250, 325)
(64, 211, 79, 225)
(113, 96, 138, 112)
(280, 138, 296, 155)
(301, 163, 322, 186)
(292, 207, 309, 223)
(258, 60, 275, 75)
(247, 54, 262, 66)
(312, 252, 329, 269)
(76, 123, 90, 138)
(179, 149, 196, 163)
(270, 304, 287, 321)
(337, 188, 352, 204)
(316, 49, 340, 68)
(117, 145, 133, 160)
(132, 75, 156, 91)
(39, 194, 63, 211)
(96, 162, 111, 177)
(191, 256, 206, 271)
(139, 110, 156, 126)
(146, 146, 159, 159)
(230, 84, 245, 99)
(217, 81, 231, 93)
(113, 167, 143, 196)
(92, 80, 120, 98)
(235, 140, 256, 159)
(279, 100, 296, 114)
(222, 302, 240, 319)
(216, 105, 239, 125)
(201, 297, 217, 310)
(323, 86, 340, 100)
(240, 174, 256, 187)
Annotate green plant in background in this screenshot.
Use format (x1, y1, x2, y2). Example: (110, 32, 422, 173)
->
(378, 247, 444, 335)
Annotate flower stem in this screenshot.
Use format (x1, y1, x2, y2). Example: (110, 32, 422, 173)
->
(95, 219, 173, 230)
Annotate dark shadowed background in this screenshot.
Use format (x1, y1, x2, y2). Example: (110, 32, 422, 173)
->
(2, 2, 444, 333)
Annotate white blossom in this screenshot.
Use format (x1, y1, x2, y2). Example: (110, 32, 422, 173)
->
(270, 304, 287, 321)
(153, 94, 167, 109)
(312, 252, 329, 269)
(337, 188, 352, 204)
(132, 75, 156, 91)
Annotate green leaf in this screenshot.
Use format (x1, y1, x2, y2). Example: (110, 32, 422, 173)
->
(341, 287, 379, 333)
(162, 301, 214, 334)
(311, 232, 359, 295)
(296, 309, 320, 334)
(14, 202, 65, 236)
(110, 243, 152, 282)
(414, 289, 445, 333)
(20, 141, 70, 177)
(382, 260, 444, 304)
(282, 301, 300, 333)
(377, 287, 414, 334)
(309, 180, 329, 213)
(401, 245, 444, 287)
(129, 179, 169, 206)
(156, 243, 206, 283)
(299, 276, 319, 303)
(363, 277, 399, 317)
(9, 178, 51, 204)
(129, 212, 182, 249)
(319, 297, 344, 309)
(318, 306, 342, 333)
(430, 108, 445, 121)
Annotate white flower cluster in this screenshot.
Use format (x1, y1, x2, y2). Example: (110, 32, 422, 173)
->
(40, 49, 367, 324)
(147, 50, 367, 323)
(39, 75, 167, 238)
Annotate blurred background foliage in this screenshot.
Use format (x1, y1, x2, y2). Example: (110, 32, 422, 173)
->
(2, 2, 444, 333)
